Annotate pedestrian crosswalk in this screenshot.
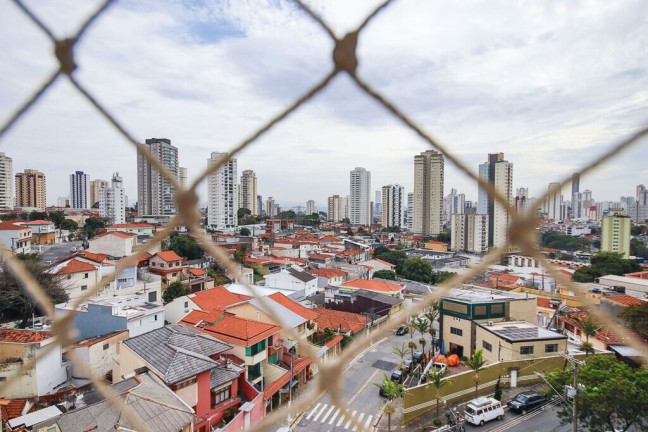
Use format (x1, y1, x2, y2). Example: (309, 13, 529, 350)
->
(304, 403, 375, 430)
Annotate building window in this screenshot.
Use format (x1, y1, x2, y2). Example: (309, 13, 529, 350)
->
(67, 275, 72, 280)
(450, 327, 463, 336)
(175, 377, 197, 390)
(211, 386, 231, 406)
(482, 341, 492, 352)
(172, 273, 177, 277)
(545, 344, 559, 353)
(81, 285, 88, 291)
(117, 278, 128, 283)
(184, 301, 189, 308)
(84, 273, 89, 279)
(154, 314, 158, 321)
(520, 346, 534, 355)
(103, 343, 109, 350)
(245, 339, 267, 356)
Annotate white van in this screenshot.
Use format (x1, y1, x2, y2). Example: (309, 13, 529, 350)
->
(464, 396, 504, 426)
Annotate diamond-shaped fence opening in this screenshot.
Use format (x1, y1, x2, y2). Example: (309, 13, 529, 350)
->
(1, 1, 646, 431)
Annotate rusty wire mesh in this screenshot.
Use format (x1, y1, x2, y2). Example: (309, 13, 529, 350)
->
(1, 0, 647, 431)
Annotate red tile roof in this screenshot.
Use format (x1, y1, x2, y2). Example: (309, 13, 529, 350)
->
(325, 334, 344, 349)
(0, 221, 27, 231)
(94, 231, 137, 239)
(56, 258, 97, 275)
(190, 286, 250, 311)
(491, 274, 521, 283)
(341, 279, 403, 294)
(269, 292, 319, 321)
(23, 220, 52, 225)
(154, 251, 184, 262)
(0, 399, 26, 423)
(370, 258, 396, 268)
(181, 309, 225, 325)
(318, 236, 339, 243)
(78, 251, 111, 263)
(75, 330, 127, 347)
(536, 297, 552, 308)
(195, 314, 281, 346)
(308, 253, 333, 260)
(0, 329, 53, 343)
(107, 223, 155, 229)
(263, 370, 290, 400)
(605, 295, 645, 307)
(314, 308, 369, 334)
(188, 268, 206, 277)
(306, 268, 347, 279)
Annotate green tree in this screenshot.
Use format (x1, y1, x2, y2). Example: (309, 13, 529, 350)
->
(0, 213, 18, 221)
(541, 230, 591, 251)
(408, 340, 417, 364)
(0, 254, 68, 327)
(464, 348, 486, 397)
(162, 281, 189, 304)
(60, 219, 78, 231)
(373, 245, 390, 257)
(630, 238, 648, 259)
(382, 403, 396, 432)
(373, 270, 396, 280)
(84, 216, 108, 238)
(374, 375, 404, 431)
(430, 271, 456, 284)
(631, 225, 645, 236)
(91, 202, 99, 209)
(618, 302, 648, 336)
(48, 210, 66, 228)
(166, 233, 204, 260)
(28, 210, 48, 221)
(393, 343, 408, 369)
(573, 252, 641, 282)
(402, 257, 432, 282)
(425, 303, 440, 355)
(374, 250, 408, 274)
(239, 227, 251, 236)
(554, 356, 648, 432)
(435, 231, 451, 244)
(493, 376, 503, 401)
(426, 370, 451, 419)
(237, 208, 251, 223)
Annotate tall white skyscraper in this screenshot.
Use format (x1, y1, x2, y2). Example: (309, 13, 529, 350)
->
(70, 170, 89, 209)
(89, 179, 109, 208)
(266, 197, 277, 218)
(478, 153, 513, 248)
(0, 153, 13, 210)
(381, 184, 404, 228)
(413, 150, 444, 235)
(208, 152, 238, 229)
(99, 172, 125, 225)
(545, 182, 563, 221)
(350, 167, 371, 226)
(443, 188, 465, 223)
(406, 192, 414, 231)
(239, 170, 258, 216)
(179, 167, 188, 190)
(137, 138, 179, 216)
(306, 200, 316, 215)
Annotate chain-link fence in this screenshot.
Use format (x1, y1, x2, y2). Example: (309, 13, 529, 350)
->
(1, 1, 647, 431)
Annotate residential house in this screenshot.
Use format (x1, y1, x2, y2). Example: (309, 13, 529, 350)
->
(148, 250, 185, 284)
(48, 258, 101, 299)
(306, 267, 347, 288)
(0, 399, 29, 426)
(114, 325, 259, 432)
(307, 253, 334, 266)
(313, 308, 369, 336)
(86, 231, 137, 257)
(0, 220, 32, 253)
(69, 330, 129, 380)
(16, 220, 57, 245)
(0, 329, 68, 399)
(56, 293, 164, 340)
(106, 222, 156, 236)
(165, 286, 250, 324)
(179, 312, 299, 412)
(36, 371, 194, 432)
(263, 266, 317, 297)
(338, 278, 404, 298)
(357, 258, 396, 278)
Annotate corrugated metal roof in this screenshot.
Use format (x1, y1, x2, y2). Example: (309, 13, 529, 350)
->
(8, 405, 62, 428)
(608, 344, 644, 357)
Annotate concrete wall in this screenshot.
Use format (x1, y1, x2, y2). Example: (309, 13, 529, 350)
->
(72, 332, 128, 379)
(87, 235, 135, 257)
(441, 315, 475, 356)
(127, 308, 164, 338)
(0, 344, 37, 398)
(66, 303, 128, 340)
(165, 296, 199, 324)
(35, 341, 68, 396)
(475, 326, 567, 363)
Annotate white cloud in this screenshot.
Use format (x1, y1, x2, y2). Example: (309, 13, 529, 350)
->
(0, 0, 646, 209)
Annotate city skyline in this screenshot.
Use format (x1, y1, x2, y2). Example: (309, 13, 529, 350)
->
(1, 1, 646, 208)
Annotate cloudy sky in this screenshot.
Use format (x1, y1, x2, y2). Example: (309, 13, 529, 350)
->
(1, 0, 647, 210)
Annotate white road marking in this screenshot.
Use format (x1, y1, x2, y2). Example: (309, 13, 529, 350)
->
(364, 415, 373, 429)
(344, 410, 357, 429)
(352, 413, 365, 431)
(328, 408, 341, 425)
(312, 403, 328, 422)
(320, 405, 336, 423)
(306, 402, 321, 420)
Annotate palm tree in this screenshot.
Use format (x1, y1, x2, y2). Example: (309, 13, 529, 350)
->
(407, 319, 417, 339)
(426, 370, 452, 419)
(408, 340, 418, 364)
(374, 374, 404, 432)
(464, 348, 486, 397)
(579, 316, 599, 343)
(419, 338, 427, 358)
(393, 343, 408, 369)
(579, 341, 595, 356)
(425, 303, 440, 356)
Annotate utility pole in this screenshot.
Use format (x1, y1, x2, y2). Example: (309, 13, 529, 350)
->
(559, 352, 585, 432)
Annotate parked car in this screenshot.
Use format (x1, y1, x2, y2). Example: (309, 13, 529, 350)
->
(379, 369, 405, 397)
(395, 325, 409, 336)
(464, 396, 504, 426)
(413, 351, 425, 363)
(507, 391, 548, 414)
(401, 358, 413, 372)
(429, 362, 447, 376)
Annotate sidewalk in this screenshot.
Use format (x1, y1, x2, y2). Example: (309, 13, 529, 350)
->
(376, 381, 548, 431)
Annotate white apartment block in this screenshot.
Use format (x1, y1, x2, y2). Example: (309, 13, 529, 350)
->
(207, 152, 238, 229)
(137, 138, 179, 216)
(266, 196, 277, 217)
(544, 182, 563, 221)
(381, 184, 404, 228)
(70, 170, 89, 209)
(444, 188, 465, 223)
(413, 150, 444, 235)
(328, 195, 342, 222)
(179, 166, 187, 190)
(306, 200, 316, 215)
(239, 169, 258, 215)
(350, 167, 371, 226)
(0, 152, 13, 210)
(406, 192, 414, 231)
(450, 213, 489, 254)
(99, 172, 126, 225)
(478, 153, 513, 248)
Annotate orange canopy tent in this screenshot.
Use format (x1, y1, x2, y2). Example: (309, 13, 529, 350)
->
(434, 354, 447, 364)
(447, 354, 461, 366)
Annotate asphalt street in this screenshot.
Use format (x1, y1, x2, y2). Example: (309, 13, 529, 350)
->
(293, 330, 434, 432)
